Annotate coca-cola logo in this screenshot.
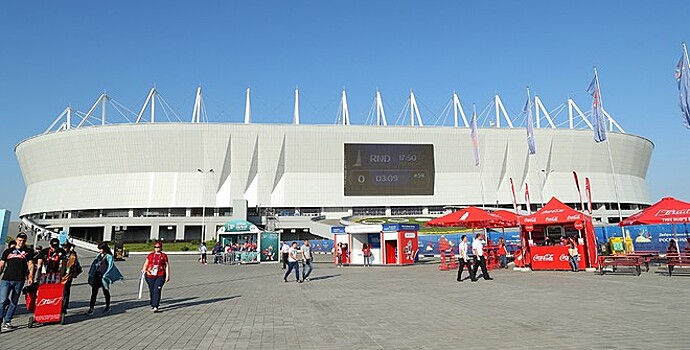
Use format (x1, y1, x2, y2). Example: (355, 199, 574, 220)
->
(523, 218, 537, 223)
(566, 215, 581, 220)
(542, 209, 565, 214)
(532, 254, 554, 261)
(37, 297, 62, 307)
(559, 254, 581, 261)
(545, 216, 559, 222)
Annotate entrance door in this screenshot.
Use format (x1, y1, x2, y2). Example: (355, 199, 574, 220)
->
(385, 240, 397, 264)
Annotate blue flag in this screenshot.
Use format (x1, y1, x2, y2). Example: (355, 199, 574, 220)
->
(586, 74, 608, 142)
(676, 49, 690, 129)
(523, 93, 536, 155)
(470, 107, 480, 166)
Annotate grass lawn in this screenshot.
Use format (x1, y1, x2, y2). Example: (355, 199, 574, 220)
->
(124, 240, 216, 252)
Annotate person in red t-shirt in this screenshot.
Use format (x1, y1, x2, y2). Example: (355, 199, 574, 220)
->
(140, 242, 170, 312)
(497, 237, 508, 269)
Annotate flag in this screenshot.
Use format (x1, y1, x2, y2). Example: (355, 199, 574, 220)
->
(676, 47, 690, 129)
(510, 177, 518, 212)
(585, 177, 593, 214)
(573, 171, 584, 211)
(524, 183, 531, 215)
(586, 73, 608, 142)
(523, 93, 536, 155)
(470, 106, 480, 166)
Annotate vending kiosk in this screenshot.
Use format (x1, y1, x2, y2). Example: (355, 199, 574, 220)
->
(330, 224, 419, 266)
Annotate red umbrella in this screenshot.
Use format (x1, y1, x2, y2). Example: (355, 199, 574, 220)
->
(425, 207, 510, 229)
(619, 197, 690, 226)
(492, 210, 521, 228)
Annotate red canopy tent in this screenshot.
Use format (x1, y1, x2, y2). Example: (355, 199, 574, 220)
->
(619, 197, 690, 226)
(619, 197, 690, 253)
(519, 197, 597, 270)
(425, 207, 514, 229)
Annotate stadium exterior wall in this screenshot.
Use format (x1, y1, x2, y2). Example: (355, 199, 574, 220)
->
(15, 123, 653, 239)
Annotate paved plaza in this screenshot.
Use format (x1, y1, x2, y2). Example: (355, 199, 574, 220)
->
(2, 252, 689, 349)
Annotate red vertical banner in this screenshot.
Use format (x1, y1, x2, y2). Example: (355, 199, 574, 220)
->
(524, 183, 531, 215)
(585, 177, 593, 214)
(573, 171, 584, 212)
(510, 177, 518, 212)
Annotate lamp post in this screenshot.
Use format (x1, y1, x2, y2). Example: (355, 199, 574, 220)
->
(539, 169, 554, 208)
(197, 168, 214, 243)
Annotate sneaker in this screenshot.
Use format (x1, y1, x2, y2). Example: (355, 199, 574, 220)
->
(2, 322, 13, 331)
(153, 307, 159, 313)
(305, 277, 310, 282)
(103, 306, 111, 313)
(283, 278, 288, 283)
(85, 309, 94, 316)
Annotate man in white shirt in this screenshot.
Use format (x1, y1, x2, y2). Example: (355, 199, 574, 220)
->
(283, 242, 303, 283)
(280, 242, 290, 269)
(301, 240, 313, 281)
(457, 235, 477, 282)
(472, 233, 493, 281)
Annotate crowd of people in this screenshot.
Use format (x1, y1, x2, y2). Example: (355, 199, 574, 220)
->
(0, 232, 174, 332)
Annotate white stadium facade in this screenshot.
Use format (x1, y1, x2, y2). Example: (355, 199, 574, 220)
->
(15, 88, 654, 243)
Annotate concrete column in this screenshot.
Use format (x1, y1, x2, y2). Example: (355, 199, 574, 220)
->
(422, 207, 429, 215)
(385, 208, 392, 216)
(175, 224, 185, 241)
(150, 225, 160, 240)
(103, 225, 113, 241)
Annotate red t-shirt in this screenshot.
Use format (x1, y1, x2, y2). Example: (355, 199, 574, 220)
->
(498, 243, 507, 255)
(145, 252, 169, 277)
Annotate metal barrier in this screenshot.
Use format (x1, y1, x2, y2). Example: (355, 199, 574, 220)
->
(219, 252, 260, 265)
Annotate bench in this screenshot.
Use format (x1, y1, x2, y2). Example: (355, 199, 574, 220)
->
(598, 255, 643, 276)
(666, 253, 690, 277)
(626, 251, 660, 272)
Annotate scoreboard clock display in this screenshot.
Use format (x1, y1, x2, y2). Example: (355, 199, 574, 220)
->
(344, 144, 435, 196)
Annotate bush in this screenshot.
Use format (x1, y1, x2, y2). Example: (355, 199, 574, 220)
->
(180, 246, 190, 251)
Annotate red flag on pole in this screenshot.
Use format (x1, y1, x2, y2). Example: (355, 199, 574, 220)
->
(510, 177, 518, 212)
(585, 177, 593, 214)
(573, 171, 584, 211)
(524, 183, 531, 215)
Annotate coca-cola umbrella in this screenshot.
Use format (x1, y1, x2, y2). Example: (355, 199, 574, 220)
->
(619, 197, 690, 252)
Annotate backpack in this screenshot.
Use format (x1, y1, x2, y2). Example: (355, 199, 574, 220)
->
(73, 258, 83, 278)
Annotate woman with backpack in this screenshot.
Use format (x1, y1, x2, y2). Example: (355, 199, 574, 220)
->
(86, 242, 123, 316)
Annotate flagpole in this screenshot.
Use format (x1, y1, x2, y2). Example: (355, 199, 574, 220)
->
(684, 42, 690, 68)
(594, 67, 623, 224)
(595, 67, 625, 251)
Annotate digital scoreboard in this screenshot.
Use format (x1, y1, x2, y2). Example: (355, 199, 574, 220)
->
(344, 144, 435, 196)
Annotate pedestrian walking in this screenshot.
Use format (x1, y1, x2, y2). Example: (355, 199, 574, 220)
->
(497, 237, 508, 269)
(301, 240, 313, 281)
(362, 243, 372, 267)
(199, 242, 208, 264)
(36, 238, 66, 278)
(0, 233, 34, 332)
(567, 237, 579, 272)
(141, 241, 170, 312)
(60, 242, 80, 315)
(283, 242, 303, 283)
(86, 242, 123, 316)
(335, 243, 344, 268)
(280, 241, 290, 269)
(457, 235, 477, 282)
(471, 233, 493, 281)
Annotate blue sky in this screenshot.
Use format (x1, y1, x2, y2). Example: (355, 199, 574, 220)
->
(1, 1, 689, 218)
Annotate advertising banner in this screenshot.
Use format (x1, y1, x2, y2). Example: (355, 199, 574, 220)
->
(259, 231, 279, 262)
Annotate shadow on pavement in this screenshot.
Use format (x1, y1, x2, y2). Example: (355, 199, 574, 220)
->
(161, 296, 240, 312)
(308, 274, 340, 281)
